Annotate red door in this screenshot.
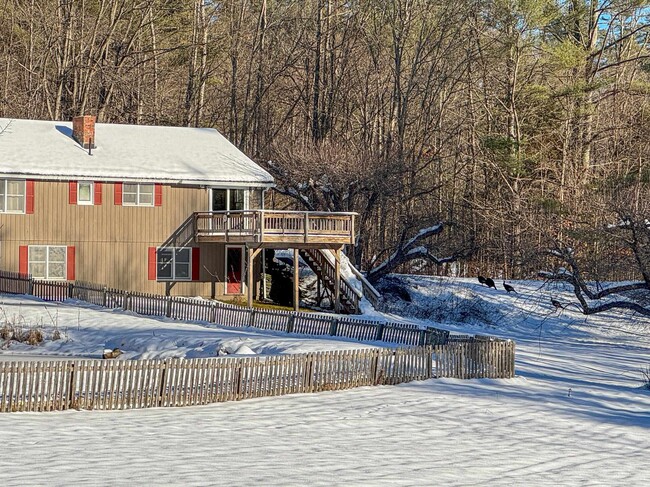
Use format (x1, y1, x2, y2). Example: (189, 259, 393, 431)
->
(226, 247, 243, 294)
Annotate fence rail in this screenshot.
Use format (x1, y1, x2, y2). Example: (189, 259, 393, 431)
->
(0, 342, 515, 413)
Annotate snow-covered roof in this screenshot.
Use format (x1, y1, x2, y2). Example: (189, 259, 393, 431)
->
(0, 118, 274, 186)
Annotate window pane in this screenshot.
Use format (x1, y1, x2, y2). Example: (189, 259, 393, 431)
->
(175, 248, 191, 263)
(29, 246, 46, 262)
(123, 184, 138, 194)
(29, 263, 46, 279)
(123, 193, 137, 204)
(158, 262, 172, 279)
(138, 184, 154, 206)
(78, 182, 92, 202)
(0, 198, 4, 212)
(6, 196, 24, 212)
(230, 190, 245, 211)
(7, 180, 24, 196)
(48, 247, 66, 263)
(212, 189, 227, 211)
(175, 263, 190, 279)
(48, 263, 65, 279)
(157, 249, 173, 279)
(139, 192, 153, 205)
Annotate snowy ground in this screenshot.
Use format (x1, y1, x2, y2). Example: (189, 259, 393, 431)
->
(1, 278, 650, 486)
(0, 295, 377, 361)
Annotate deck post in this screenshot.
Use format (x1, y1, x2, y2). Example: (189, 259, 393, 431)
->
(259, 210, 265, 243)
(293, 247, 300, 311)
(334, 247, 341, 313)
(247, 248, 254, 308)
(246, 247, 263, 308)
(304, 213, 309, 243)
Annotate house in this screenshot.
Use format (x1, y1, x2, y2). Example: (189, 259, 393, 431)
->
(0, 116, 360, 312)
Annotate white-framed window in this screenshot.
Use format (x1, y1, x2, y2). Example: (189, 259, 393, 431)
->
(123, 183, 154, 206)
(0, 179, 26, 213)
(157, 247, 191, 281)
(77, 181, 94, 205)
(210, 188, 249, 212)
(29, 245, 67, 280)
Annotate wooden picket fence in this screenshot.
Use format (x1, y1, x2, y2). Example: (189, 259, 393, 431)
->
(0, 272, 455, 347)
(0, 342, 515, 413)
(435, 341, 516, 379)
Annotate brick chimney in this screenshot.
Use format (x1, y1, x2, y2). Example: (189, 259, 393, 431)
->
(72, 115, 96, 149)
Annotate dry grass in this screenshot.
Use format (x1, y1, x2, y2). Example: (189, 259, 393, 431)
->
(224, 296, 314, 313)
(0, 303, 66, 347)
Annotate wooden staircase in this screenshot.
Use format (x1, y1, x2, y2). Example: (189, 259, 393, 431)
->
(299, 249, 362, 314)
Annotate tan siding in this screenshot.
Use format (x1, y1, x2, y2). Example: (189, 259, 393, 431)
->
(0, 180, 263, 299)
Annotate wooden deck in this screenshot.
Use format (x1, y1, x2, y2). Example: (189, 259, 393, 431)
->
(193, 210, 356, 246)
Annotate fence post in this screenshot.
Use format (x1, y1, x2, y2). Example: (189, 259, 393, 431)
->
(375, 322, 384, 341)
(102, 287, 108, 308)
(123, 292, 131, 311)
(287, 314, 295, 334)
(249, 309, 256, 327)
(166, 296, 173, 318)
(28, 277, 34, 296)
(235, 359, 244, 400)
(426, 347, 433, 379)
(305, 353, 314, 392)
(329, 318, 339, 337)
(210, 303, 218, 323)
(158, 361, 168, 407)
(67, 282, 74, 300)
(418, 329, 427, 346)
(67, 363, 76, 410)
(372, 350, 382, 385)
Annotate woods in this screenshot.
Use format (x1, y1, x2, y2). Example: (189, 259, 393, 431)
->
(1, 0, 649, 283)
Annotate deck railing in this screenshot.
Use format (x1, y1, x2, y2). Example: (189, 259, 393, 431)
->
(194, 210, 356, 244)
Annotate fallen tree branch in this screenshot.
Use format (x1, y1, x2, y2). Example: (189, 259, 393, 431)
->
(367, 223, 474, 283)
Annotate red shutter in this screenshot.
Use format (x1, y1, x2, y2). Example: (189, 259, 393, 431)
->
(192, 247, 200, 281)
(25, 180, 35, 214)
(154, 184, 162, 207)
(19, 246, 28, 275)
(66, 246, 75, 281)
(114, 183, 123, 206)
(94, 182, 103, 205)
(69, 181, 77, 205)
(148, 247, 157, 280)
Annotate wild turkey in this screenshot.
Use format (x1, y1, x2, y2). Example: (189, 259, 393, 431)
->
(503, 282, 516, 293)
(485, 277, 497, 289)
(477, 276, 487, 285)
(551, 298, 564, 309)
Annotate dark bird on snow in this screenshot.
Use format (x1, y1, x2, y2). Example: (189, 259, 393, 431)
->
(551, 298, 564, 309)
(485, 277, 497, 289)
(503, 282, 516, 293)
(477, 276, 487, 285)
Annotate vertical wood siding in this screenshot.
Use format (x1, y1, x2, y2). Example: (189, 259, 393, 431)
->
(0, 180, 261, 298)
